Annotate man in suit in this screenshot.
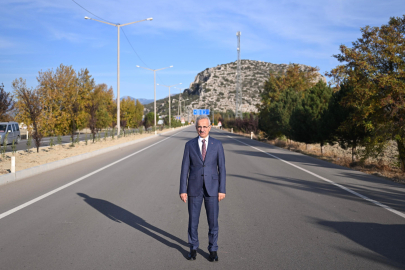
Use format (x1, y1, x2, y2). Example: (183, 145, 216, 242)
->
(179, 115, 226, 262)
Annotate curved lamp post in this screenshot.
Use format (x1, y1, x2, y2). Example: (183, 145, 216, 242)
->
(137, 65, 173, 134)
(84, 16, 152, 136)
(157, 83, 182, 128)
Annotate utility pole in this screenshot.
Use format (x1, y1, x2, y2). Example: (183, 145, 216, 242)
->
(235, 31, 241, 118)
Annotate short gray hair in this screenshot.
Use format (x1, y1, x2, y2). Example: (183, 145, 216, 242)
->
(195, 115, 211, 128)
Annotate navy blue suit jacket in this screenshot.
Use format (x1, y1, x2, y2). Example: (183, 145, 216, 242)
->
(179, 136, 226, 197)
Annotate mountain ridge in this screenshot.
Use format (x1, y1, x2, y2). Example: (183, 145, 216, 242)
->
(121, 96, 153, 105)
(144, 60, 326, 115)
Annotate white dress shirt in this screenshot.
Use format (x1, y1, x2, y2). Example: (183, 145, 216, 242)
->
(198, 135, 209, 155)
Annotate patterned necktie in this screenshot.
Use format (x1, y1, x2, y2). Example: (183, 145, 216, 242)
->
(202, 139, 207, 161)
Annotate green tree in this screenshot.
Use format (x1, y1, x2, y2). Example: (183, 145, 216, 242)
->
(163, 115, 181, 128)
(290, 81, 332, 154)
(259, 88, 301, 140)
(327, 15, 405, 170)
(260, 63, 319, 109)
(321, 83, 369, 162)
(144, 112, 157, 129)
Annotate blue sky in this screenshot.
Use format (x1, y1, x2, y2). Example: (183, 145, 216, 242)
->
(1, 0, 404, 100)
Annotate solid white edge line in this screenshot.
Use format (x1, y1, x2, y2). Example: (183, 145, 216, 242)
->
(0, 131, 184, 221)
(228, 135, 405, 219)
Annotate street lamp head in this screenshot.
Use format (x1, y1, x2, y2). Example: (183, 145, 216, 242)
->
(136, 65, 140, 67)
(157, 84, 160, 85)
(84, 16, 90, 20)
(170, 66, 173, 68)
(147, 18, 153, 21)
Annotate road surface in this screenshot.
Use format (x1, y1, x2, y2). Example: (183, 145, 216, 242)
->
(0, 126, 404, 269)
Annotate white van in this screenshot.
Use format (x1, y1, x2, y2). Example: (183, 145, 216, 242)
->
(0, 122, 21, 145)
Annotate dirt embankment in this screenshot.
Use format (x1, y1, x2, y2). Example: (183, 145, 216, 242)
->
(224, 128, 404, 184)
(0, 128, 182, 175)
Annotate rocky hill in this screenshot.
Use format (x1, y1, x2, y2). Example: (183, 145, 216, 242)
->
(144, 60, 326, 115)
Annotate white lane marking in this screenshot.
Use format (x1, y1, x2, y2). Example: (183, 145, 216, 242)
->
(0, 131, 184, 221)
(228, 135, 405, 219)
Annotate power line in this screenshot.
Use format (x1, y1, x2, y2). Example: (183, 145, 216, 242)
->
(120, 28, 150, 69)
(120, 28, 167, 85)
(71, 0, 114, 24)
(71, 0, 169, 86)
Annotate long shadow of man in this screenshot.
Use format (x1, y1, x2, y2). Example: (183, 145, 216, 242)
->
(77, 193, 209, 259)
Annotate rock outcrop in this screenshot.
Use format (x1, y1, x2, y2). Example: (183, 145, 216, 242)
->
(185, 60, 326, 113)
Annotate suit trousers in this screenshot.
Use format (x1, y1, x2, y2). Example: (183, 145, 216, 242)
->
(187, 183, 219, 252)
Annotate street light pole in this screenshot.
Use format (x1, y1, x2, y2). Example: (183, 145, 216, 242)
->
(182, 99, 188, 117)
(175, 87, 184, 119)
(157, 83, 182, 128)
(183, 99, 189, 124)
(137, 65, 173, 134)
(212, 107, 214, 125)
(85, 16, 152, 136)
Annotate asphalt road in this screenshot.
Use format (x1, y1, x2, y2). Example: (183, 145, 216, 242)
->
(0, 126, 404, 269)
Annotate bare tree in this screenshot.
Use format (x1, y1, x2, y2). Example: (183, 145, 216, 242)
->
(12, 78, 43, 153)
(0, 83, 15, 121)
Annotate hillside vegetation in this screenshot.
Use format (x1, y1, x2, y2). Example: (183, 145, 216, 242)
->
(145, 60, 325, 116)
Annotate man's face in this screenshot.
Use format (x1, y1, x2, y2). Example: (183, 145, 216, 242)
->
(196, 119, 211, 138)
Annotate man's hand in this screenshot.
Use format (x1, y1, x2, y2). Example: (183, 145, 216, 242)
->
(218, 193, 226, 202)
(180, 193, 188, 203)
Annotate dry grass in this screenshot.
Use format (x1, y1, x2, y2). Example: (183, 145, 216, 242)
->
(230, 130, 405, 185)
(0, 127, 183, 175)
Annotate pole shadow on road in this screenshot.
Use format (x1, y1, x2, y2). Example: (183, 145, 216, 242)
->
(77, 193, 209, 259)
(228, 173, 405, 214)
(315, 219, 405, 268)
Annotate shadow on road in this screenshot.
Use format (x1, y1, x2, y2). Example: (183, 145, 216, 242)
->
(77, 193, 209, 259)
(316, 219, 405, 268)
(228, 172, 405, 214)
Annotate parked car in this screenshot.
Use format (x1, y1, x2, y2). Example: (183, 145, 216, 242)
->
(0, 122, 21, 145)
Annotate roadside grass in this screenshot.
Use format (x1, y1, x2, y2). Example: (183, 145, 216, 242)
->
(225, 128, 405, 185)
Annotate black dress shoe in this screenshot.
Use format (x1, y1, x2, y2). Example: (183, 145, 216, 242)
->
(208, 251, 218, 262)
(187, 250, 197, 260)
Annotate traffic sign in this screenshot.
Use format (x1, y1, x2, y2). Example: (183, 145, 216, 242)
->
(193, 109, 210, 115)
